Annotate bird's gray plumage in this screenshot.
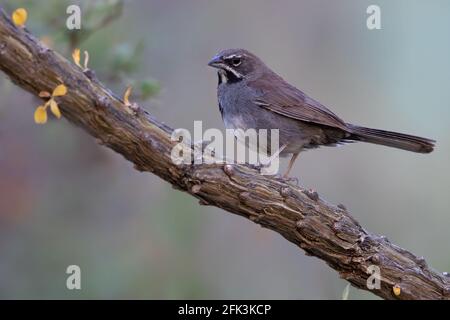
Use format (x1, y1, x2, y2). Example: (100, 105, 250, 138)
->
(208, 48, 435, 176)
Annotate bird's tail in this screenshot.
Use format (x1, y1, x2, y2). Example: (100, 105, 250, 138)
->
(347, 124, 435, 154)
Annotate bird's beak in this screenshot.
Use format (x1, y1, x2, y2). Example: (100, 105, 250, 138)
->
(208, 54, 223, 68)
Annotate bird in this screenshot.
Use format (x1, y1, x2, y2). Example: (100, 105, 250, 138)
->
(208, 48, 435, 178)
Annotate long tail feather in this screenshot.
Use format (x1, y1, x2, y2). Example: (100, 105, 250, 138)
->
(347, 124, 435, 153)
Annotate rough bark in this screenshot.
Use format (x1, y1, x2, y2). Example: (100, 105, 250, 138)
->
(0, 9, 448, 300)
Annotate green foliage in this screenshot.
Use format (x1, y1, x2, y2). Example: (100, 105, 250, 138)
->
(140, 79, 160, 100)
(111, 41, 144, 74)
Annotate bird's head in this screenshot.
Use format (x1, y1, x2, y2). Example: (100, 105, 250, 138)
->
(208, 48, 264, 83)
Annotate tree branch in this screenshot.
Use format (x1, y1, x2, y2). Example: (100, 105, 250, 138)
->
(0, 9, 448, 300)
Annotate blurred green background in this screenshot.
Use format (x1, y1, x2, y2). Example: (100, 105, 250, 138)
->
(0, 0, 449, 299)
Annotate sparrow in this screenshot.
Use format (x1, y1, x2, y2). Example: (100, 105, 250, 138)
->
(208, 48, 435, 177)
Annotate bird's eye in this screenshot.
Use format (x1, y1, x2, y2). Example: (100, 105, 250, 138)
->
(231, 57, 241, 67)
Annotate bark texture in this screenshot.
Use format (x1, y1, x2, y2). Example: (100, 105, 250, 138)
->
(0, 9, 448, 300)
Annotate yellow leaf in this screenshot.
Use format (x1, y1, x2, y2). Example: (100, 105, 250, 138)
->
(12, 8, 27, 27)
(49, 99, 61, 119)
(52, 84, 67, 97)
(38, 91, 51, 98)
(123, 86, 132, 106)
(393, 284, 401, 296)
(72, 49, 81, 68)
(43, 99, 51, 109)
(34, 106, 47, 124)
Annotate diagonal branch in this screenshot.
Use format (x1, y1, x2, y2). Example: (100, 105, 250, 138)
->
(0, 9, 448, 300)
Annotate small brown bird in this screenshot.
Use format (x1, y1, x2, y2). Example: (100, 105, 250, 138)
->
(208, 49, 435, 178)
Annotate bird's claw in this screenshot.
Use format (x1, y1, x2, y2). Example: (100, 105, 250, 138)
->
(283, 176, 299, 186)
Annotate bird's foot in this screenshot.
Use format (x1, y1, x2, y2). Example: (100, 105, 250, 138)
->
(258, 161, 283, 176)
(283, 175, 299, 186)
(272, 173, 299, 186)
(247, 163, 263, 171)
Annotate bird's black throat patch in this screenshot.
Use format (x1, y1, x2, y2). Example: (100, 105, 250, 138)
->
(217, 70, 242, 85)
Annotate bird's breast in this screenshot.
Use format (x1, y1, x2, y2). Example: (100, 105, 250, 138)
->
(223, 114, 248, 130)
(218, 83, 257, 131)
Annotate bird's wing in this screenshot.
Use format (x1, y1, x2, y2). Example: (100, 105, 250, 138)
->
(249, 76, 349, 131)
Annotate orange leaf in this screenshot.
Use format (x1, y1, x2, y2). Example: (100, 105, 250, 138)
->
(52, 84, 67, 97)
(34, 106, 47, 124)
(12, 8, 27, 27)
(393, 285, 401, 296)
(49, 99, 61, 119)
(123, 86, 132, 106)
(72, 49, 81, 68)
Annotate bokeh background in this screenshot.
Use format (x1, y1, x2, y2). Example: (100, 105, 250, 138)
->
(0, 0, 449, 299)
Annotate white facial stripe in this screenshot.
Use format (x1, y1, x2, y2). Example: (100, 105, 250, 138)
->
(218, 70, 228, 83)
(223, 54, 242, 60)
(222, 64, 243, 79)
